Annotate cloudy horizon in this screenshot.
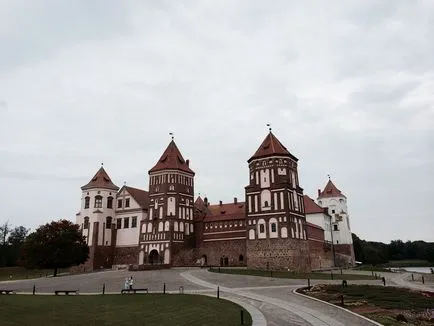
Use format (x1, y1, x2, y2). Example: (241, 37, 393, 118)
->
(1, 1, 433, 243)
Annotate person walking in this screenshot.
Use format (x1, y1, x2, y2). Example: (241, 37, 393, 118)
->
(129, 276, 134, 290)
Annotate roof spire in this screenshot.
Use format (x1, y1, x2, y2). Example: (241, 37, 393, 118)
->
(266, 123, 272, 132)
(101, 162, 104, 166)
(328, 174, 331, 180)
(169, 132, 174, 140)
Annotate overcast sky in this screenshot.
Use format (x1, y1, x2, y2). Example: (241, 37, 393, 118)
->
(0, 1, 433, 243)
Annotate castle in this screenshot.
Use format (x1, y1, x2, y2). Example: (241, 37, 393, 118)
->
(75, 131, 355, 272)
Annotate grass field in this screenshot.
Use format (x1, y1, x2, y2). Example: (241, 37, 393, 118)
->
(209, 268, 375, 280)
(0, 294, 252, 326)
(0, 267, 69, 281)
(300, 284, 434, 326)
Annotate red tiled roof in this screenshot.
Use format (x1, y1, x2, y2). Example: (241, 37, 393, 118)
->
(203, 202, 246, 222)
(318, 179, 346, 199)
(81, 167, 119, 191)
(123, 186, 149, 209)
(306, 222, 324, 230)
(248, 131, 297, 162)
(303, 195, 325, 214)
(149, 140, 194, 174)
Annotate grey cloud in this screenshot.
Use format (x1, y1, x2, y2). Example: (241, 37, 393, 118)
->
(0, 1, 433, 241)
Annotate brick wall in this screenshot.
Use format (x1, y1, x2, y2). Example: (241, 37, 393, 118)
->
(334, 244, 355, 267)
(196, 239, 246, 267)
(113, 246, 139, 265)
(308, 240, 334, 270)
(247, 238, 311, 272)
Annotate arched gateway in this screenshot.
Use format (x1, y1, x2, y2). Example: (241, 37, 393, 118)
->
(149, 250, 160, 264)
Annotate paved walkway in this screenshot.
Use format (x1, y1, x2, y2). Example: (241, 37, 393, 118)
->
(181, 269, 379, 326)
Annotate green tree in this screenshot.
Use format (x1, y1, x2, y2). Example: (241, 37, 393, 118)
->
(22, 219, 89, 276)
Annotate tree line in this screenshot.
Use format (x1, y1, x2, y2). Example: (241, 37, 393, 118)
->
(352, 233, 434, 265)
(0, 220, 88, 276)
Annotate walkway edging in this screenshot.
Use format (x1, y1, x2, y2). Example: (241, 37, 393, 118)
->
(292, 288, 383, 326)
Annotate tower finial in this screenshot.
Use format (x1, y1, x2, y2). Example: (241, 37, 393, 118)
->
(328, 174, 331, 180)
(101, 162, 104, 167)
(169, 132, 174, 140)
(124, 181, 126, 186)
(266, 123, 272, 132)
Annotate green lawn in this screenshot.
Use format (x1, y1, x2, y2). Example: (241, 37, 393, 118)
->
(0, 294, 252, 326)
(300, 285, 434, 326)
(209, 268, 375, 280)
(0, 267, 69, 281)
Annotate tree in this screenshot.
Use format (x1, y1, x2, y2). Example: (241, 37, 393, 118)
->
(0, 221, 11, 245)
(8, 226, 29, 246)
(22, 219, 89, 276)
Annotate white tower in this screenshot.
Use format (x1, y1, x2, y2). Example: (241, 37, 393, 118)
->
(76, 165, 119, 248)
(317, 178, 355, 265)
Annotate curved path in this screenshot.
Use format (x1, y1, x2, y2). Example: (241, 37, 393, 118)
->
(181, 269, 379, 326)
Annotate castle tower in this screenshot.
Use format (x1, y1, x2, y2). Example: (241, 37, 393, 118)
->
(245, 131, 310, 271)
(317, 179, 355, 266)
(76, 165, 119, 269)
(139, 139, 195, 266)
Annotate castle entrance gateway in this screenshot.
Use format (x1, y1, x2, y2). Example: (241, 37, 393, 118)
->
(149, 250, 160, 264)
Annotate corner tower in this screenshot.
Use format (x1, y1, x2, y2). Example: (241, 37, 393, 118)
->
(139, 139, 195, 266)
(245, 131, 310, 271)
(317, 179, 355, 266)
(76, 165, 119, 270)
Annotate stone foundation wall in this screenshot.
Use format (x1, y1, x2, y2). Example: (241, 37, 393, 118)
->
(113, 246, 139, 266)
(308, 240, 334, 270)
(247, 238, 311, 272)
(334, 244, 356, 267)
(196, 239, 246, 267)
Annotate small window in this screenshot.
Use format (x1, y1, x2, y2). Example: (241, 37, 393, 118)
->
(84, 197, 90, 209)
(106, 216, 112, 229)
(259, 224, 265, 233)
(333, 224, 338, 231)
(332, 209, 335, 214)
(124, 217, 129, 228)
(125, 198, 130, 208)
(118, 199, 122, 208)
(131, 216, 137, 228)
(107, 197, 113, 209)
(271, 223, 277, 232)
(116, 218, 122, 229)
(94, 196, 102, 208)
(264, 200, 269, 207)
(84, 217, 89, 229)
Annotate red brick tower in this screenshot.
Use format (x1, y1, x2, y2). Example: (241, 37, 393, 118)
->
(245, 130, 310, 271)
(139, 138, 195, 266)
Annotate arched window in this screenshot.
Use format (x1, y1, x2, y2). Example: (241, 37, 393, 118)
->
(269, 217, 278, 238)
(94, 195, 102, 208)
(249, 229, 255, 240)
(158, 222, 163, 232)
(260, 190, 271, 210)
(164, 221, 170, 231)
(84, 217, 89, 229)
(107, 196, 113, 209)
(180, 222, 184, 232)
(174, 221, 178, 232)
(257, 219, 266, 239)
(106, 216, 112, 229)
(147, 222, 152, 233)
(84, 197, 90, 209)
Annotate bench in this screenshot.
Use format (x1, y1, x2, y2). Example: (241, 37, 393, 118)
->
(54, 290, 78, 295)
(0, 290, 14, 295)
(121, 288, 148, 294)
